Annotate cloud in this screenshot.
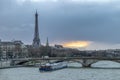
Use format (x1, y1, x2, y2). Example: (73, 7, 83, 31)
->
(70, 0, 113, 3)
(85, 42, 120, 50)
(31, 0, 58, 2)
(62, 41, 91, 48)
(50, 40, 120, 50)
(16, 0, 58, 3)
(17, 0, 119, 3)
(1, 0, 120, 49)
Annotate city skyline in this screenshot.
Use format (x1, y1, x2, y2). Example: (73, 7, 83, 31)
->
(1, 0, 120, 50)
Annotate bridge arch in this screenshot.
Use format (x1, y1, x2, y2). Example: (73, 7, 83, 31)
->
(67, 61, 82, 67)
(68, 59, 98, 67)
(16, 60, 29, 65)
(68, 59, 120, 68)
(92, 60, 120, 68)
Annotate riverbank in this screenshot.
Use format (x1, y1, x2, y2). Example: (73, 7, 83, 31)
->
(0, 60, 10, 67)
(0, 66, 21, 69)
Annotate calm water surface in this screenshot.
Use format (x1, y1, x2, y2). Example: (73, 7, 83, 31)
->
(0, 61, 120, 80)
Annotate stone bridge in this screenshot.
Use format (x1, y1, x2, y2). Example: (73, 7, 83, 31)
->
(10, 57, 120, 67)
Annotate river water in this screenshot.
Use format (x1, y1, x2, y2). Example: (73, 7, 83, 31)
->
(0, 61, 120, 80)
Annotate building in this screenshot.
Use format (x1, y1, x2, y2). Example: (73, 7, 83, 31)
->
(54, 44, 63, 48)
(33, 11, 41, 48)
(0, 40, 27, 59)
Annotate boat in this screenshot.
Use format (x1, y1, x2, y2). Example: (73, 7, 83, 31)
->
(39, 61, 68, 71)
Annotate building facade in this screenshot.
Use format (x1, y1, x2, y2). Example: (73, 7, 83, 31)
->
(0, 40, 28, 59)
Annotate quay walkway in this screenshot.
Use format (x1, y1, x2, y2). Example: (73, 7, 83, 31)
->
(0, 60, 19, 69)
(0, 66, 20, 69)
(0, 60, 37, 69)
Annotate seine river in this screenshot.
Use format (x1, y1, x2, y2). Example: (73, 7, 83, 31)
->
(1, 61, 120, 80)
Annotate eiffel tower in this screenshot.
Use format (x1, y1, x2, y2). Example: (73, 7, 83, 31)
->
(33, 11, 41, 48)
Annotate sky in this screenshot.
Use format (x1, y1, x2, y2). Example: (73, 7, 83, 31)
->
(1, 0, 120, 50)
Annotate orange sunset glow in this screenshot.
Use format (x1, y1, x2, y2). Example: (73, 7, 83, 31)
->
(63, 41, 91, 48)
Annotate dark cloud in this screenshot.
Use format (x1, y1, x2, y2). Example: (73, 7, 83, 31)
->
(0, 0, 120, 45)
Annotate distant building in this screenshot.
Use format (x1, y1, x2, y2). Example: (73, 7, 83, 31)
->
(33, 11, 41, 48)
(54, 44, 63, 48)
(0, 40, 27, 59)
(46, 37, 49, 47)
